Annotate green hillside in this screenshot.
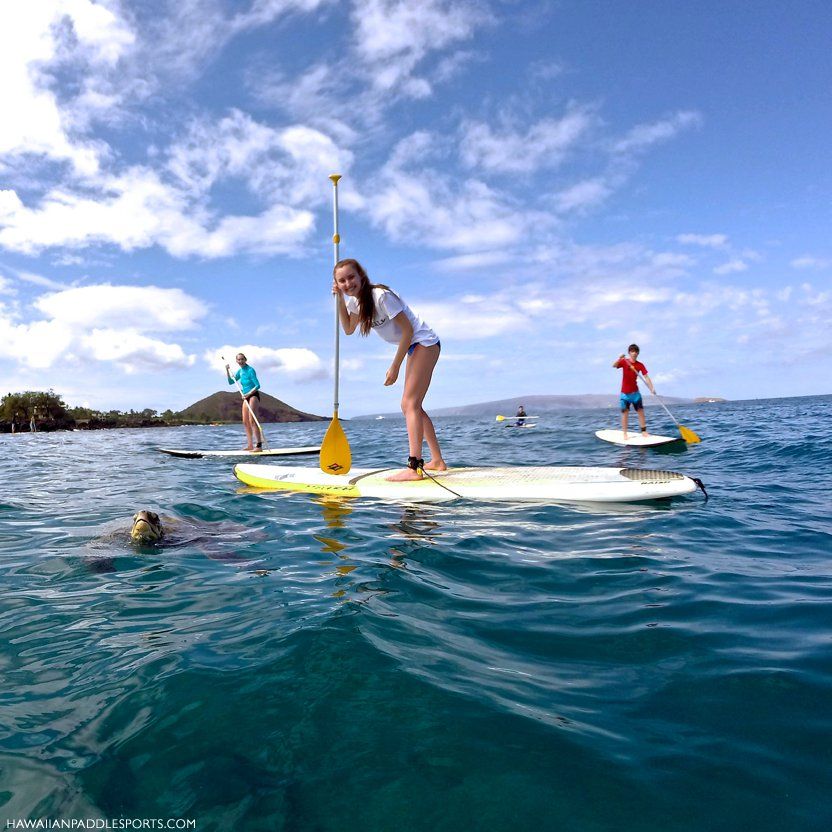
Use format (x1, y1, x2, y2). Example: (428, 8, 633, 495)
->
(179, 391, 326, 423)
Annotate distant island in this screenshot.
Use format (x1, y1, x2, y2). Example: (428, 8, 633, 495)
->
(180, 391, 326, 424)
(356, 393, 708, 420)
(0, 390, 325, 434)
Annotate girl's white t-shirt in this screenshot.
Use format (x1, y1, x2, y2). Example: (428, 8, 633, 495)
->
(345, 287, 439, 347)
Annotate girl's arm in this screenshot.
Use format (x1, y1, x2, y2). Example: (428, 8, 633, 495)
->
(385, 313, 414, 386)
(333, 285, 360, 335)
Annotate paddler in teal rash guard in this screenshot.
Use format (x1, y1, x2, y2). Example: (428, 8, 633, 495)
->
(225, 353, 262, 450)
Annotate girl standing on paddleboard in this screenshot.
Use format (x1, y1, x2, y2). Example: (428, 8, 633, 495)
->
(333, 259, 446, 482)
(225, 353, 262, 451)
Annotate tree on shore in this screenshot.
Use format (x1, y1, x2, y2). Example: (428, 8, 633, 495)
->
(1, 390, 72, 431)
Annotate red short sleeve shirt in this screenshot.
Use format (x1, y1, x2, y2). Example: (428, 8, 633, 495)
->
(615, 358, 647, 393)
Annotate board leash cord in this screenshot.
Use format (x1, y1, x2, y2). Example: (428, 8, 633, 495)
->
(409, 456, 464, 499)
(692, 478, 708, 501)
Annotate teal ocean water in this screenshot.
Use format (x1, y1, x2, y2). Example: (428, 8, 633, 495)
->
(1, 395, 831, 830)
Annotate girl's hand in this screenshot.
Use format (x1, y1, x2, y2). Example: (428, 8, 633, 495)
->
(384, 365, 399, 386)
(332, 281, 342, 296)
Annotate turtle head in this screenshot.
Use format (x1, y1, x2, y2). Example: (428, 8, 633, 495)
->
(131, 510, 163, 543)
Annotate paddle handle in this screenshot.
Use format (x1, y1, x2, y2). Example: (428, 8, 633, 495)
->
(330, 174, 341, 415)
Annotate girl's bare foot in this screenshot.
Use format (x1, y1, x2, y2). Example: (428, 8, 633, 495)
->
(423, 459, 447, 471)
(386, 467, 424, 482)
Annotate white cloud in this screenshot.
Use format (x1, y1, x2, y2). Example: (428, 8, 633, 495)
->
(367, 131, 544, 253)
(713, 259, 748, 275)
(82, 329, 196, 373)
(677, 233, 729, 249)
(35, 284, 208, 331)
(136, 0, 332, 83)
(207, 345, 327, 381)
(553, 178, 612, 213)
(167, 110, 353, 208)
(432, 251, 515, 271)
(0, 1, 135, 176)
(612, 111, 702, 155)
(544, 112, 703, 217)
(14, 270, 69, 290)
(0, 283, 206, 372)
(459, 108, 595, 174)
(1, 8, 351, 260)
(0, 315, 76, 369)
(651, 368, 687, 385)
(0, 167, 317, 258)
(791, 255, 832, 270)
(351, 0, 488, 95)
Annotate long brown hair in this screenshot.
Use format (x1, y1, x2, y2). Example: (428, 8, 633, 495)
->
(333, 258, 391, 337)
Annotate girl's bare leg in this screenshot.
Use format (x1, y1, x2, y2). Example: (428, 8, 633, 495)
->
(248, 398, 262, 450)
(242, 402, 254, 449)
(387, 344, 443, 481)
(421, 412, 446, 470)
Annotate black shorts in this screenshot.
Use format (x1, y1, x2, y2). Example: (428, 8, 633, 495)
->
(245, 391, 261, 402)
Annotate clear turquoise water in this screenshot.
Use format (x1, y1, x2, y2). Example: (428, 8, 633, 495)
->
(1, 396, 831, 830)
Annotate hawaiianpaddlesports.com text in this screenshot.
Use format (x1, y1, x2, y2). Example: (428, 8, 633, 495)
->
(6, 821, 195, 830)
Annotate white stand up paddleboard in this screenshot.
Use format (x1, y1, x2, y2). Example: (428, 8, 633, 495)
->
(234, 464, 698, 503)
(159, 446, 320, 459)
(595, 430, 680, 447)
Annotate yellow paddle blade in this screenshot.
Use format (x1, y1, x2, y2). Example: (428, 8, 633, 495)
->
(320, 415, 351, 474)
(679, 425, 701, 444)
(495, 415, 506, 421)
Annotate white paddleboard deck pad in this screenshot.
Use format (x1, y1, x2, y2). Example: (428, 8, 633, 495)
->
(234, 464, 698, 503)
(160, 446, 320, 459)
(595, 430, 680, 447)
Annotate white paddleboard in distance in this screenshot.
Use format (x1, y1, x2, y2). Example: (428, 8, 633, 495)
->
(159, 445, 320, 459)
(234, 464, 698, 503)
(595, 430, 680, 447)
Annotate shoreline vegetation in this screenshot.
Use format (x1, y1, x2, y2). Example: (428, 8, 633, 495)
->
(0, 390, 326, 434)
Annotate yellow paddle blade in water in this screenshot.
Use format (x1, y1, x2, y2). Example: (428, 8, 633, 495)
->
(495, 415, 506, 422)
(679, 424, 701, 444)
(320, 414, 351, 474)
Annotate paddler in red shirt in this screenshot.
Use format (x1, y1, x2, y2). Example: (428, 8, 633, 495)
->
(613, 344, 656, 439)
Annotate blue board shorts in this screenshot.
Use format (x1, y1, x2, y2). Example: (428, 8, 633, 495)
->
(408, 340, 441, 356)
(620, 391, 643, 411)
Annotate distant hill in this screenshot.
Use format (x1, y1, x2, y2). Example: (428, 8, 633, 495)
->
(356, 393, 695, 419)
(179, 391, 326, 423)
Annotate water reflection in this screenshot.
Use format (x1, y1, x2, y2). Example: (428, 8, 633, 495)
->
(307, 497, 445, 601)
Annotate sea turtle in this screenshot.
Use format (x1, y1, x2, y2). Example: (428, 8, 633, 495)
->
(85, 509, 268, 573)
(130, 510, 164, 543)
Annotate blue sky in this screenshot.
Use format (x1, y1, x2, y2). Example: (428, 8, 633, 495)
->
(1, 0, 830, 417)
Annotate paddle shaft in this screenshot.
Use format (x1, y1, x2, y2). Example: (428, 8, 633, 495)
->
(636, 371, 700, 441)
(634, 371, 678, 425)
(223, 356, 267, 447)
(330, 174, 341, 415)
(319, 174, 352, 474)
